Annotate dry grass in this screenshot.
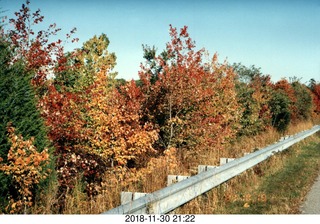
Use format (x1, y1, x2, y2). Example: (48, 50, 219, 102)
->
(32, 120, 318, 214)
(31, 175, 60, 214)
(175, 122, 319, 214)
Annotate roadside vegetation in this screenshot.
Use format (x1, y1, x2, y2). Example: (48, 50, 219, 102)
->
(1, 1, 320, 214)
(176, 123, 320, 214)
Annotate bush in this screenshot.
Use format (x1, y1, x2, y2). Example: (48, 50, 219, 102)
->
(269, 91, 291, 133)
(234, 65, 273, 136)
(291, 81, 312, 121)
(0, 125, 50, 214)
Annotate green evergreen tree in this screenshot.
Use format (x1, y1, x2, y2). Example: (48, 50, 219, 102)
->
(0, 39, 52, 207)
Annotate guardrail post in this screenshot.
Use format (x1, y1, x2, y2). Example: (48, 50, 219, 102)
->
(197, 165, 217, 174)
(167, 175, 190, 186)
(220, 158, 235, 165)
(121, 192, 149, 205)
(279, 135, 291, 141)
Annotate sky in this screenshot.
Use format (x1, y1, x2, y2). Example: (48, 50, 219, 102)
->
(1, 0, 320, 83)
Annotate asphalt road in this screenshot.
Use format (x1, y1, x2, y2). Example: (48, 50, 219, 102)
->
(300, 172, 320, 214)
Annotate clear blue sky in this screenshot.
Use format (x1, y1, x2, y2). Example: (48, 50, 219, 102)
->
(2, 0, 320, 83)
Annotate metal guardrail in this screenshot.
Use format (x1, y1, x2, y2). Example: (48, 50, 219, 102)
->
(103, 125, 320, 214)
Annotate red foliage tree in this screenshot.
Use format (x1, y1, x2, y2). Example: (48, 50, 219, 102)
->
(139, 25, 241, 158)
(310, 83, 320, 117)
(4, 0, 78, 87)
(39, 84, 84, 152)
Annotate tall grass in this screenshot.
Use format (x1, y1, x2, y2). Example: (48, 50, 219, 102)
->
(32, 121, 317, 214)
(176, 121, 319, 214)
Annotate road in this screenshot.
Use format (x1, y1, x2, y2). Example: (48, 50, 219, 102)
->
(300, 172, 320, 214)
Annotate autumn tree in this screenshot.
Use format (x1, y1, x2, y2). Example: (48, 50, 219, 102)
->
(83, 71, 158, 170)
(39, 34, 118, 156)
(39, 28, 141, 206)
(309, 79, 320, 118)
(139, 25, 241, 159)
(234, 64, 272, 136)
(3, 0, 78, 90)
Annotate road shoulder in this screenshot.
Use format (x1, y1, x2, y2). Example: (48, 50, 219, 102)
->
(300, 172, 320, 214)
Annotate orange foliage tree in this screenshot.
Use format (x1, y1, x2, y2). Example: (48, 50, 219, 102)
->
(0, 125, 50, 214)
(83, 72, 158, 174)
(249, 75, 273, 128)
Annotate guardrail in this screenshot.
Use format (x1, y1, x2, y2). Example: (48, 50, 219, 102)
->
(103, 125, 320, 214)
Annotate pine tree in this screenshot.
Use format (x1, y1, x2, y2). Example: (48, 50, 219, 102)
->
(0, 39, 52, 207)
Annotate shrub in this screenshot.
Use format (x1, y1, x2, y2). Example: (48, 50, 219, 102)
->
(269, 91, 291, 133)
(0, 125, 50, 214)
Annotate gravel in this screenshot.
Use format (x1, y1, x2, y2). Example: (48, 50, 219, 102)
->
(300, 172, 320, 214)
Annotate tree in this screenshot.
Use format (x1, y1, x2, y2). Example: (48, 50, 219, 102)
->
(0, 39, 52, 211)
(40, 33, 118, 156)
(141, 44, 168, 84)
(3, 0, 78, 89)
(139, 25, 241, 156)
(74, 33, 117, 88)
(269, 91, 291, 133)
(234, 64, 273, 136)
(274, 79, 297, 122)
(232, 63, 262, 84)
(308, 79, 320, 117)
(39, 33, 119, 198)
(83, 71, 158, 168)
(291, 81, 313, 121)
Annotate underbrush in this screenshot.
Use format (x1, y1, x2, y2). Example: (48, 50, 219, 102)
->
(28, 121, 320, 214)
